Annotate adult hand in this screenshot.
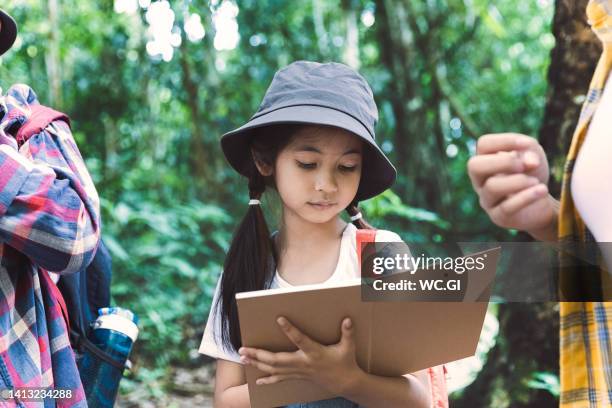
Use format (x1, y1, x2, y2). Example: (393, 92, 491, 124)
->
(238, 316, 362, 396)
(467, 133, 559, 240)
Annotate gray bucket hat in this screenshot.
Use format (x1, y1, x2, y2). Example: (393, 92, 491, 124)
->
(220, 60, 396, 202)
(0, 9, 17, 56)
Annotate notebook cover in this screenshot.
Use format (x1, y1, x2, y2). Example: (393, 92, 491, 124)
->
(236, 247, 500, 407)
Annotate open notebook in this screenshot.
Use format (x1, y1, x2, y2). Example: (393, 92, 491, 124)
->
(236, 247, 500, 408)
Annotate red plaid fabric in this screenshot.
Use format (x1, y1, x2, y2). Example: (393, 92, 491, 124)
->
(0, 84, 100, 407)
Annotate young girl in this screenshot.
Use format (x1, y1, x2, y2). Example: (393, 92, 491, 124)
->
(199, 61, 436, 407)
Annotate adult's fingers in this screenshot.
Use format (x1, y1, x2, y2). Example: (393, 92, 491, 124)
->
(477, 133, 535, 155)
(467, 151, 524, 189)
(479, 174, 540, 209)
(489, 183, 548, 222)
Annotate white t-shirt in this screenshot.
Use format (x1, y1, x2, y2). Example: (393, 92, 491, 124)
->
(572, 75, 612, 242)
(198, 223, 403, 363)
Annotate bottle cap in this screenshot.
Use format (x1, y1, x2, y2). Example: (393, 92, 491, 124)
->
(96, 307, 139, 342)
(95, 314, 139, 343)
(98, 307, 139, 325)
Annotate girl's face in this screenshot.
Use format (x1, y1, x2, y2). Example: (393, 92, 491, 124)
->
(260, 126, 363, 225)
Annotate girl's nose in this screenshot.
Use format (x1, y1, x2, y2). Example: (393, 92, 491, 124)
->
(314, 171, 339, 193)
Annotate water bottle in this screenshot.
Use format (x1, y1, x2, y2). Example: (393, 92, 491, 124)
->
(78, 307, 139, 408)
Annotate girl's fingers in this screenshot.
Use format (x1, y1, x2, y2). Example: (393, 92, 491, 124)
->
(241, 356, 294, 375)
(239, 347, 300, 368)
(277, 317, 318, 354)
(467, 151, 524, 189)
(489, 184, 548, 220)
(479, 174, 540, 209)
(340, 318, 354, 345)
(256, 373, 305, 386)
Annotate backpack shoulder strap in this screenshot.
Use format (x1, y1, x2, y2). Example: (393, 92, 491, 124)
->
(15, 104, 71, 146)
(428, 365, 449, 408)
(356, 228, 377, 270)
(356, 229, 450, 405)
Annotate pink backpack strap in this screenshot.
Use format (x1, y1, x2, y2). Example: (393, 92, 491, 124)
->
(357, 228, 450, 406)
(428, 365, 449, 408)
(355, 228, 377, 268)
(15, 104, 71, 147)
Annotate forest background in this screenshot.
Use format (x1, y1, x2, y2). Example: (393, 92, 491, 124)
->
(0, 0, 601, 407)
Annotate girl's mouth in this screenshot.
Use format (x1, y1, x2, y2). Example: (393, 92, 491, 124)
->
(308, 202, 337, 210)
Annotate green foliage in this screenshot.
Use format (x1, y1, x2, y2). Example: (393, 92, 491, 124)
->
(101, 196, 231, 366)
(0, 0, 558, 402)
(362, 190, 450, 232)
(526, 372, 560, 397)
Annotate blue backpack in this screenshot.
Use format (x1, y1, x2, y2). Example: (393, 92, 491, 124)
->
(57, 240, 119, 367)
(14, 103, 122, 369)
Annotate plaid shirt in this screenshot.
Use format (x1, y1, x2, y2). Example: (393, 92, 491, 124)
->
(558, 1, 612, 407)
(0, 85, 100, 407)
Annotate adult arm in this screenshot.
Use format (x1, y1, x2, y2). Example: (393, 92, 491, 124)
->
(0, 86, 100, 273)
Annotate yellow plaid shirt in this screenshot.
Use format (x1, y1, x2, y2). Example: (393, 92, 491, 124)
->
(559, 1, 612, 407)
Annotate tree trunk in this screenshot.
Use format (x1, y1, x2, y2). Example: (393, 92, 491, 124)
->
(46, 0, 63, 107)
(177, 6, 219, 197)
(374, 0, 456, 227)
(539, 0, 601, 197)
(375, 0, 439, 207)
(453, 303, 559, 408)
(178, 37, 210, 191)
(455, 1, 601, 406)
(312, 0, 330, 59)
(342, 0, 360, 69)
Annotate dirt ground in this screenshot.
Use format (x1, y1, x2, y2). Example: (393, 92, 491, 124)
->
(117, 363, 216, 408)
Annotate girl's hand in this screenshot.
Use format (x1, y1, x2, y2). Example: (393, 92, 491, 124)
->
(238, 316, 363, 396)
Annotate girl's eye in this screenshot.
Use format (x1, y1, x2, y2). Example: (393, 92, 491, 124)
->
(296, 161, 316, 169)
(339, 165, 358, 172)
